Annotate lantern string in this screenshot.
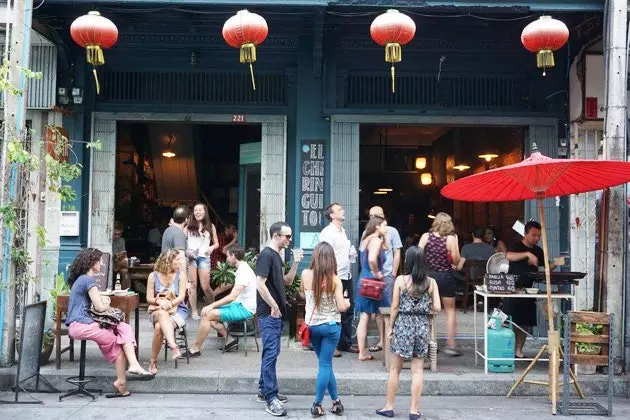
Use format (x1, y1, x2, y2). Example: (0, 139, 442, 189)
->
(249, 64, 256, 91)
(391, 65, 395, 93)
(92, 68, 101, 95)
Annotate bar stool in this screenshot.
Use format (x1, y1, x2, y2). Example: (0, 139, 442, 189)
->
(163, 325, 190, 368)
(59, 340, 102, 401)
(222, 316, 259, 357)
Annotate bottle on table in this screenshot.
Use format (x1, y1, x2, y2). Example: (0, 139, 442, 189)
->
(114, 273, 122, 291)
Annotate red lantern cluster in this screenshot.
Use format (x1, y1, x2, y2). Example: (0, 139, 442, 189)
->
(222, 9, 269, 91)
(521, 16, 569, 76)
(370, 9, 416, 93)
(70, 11, 118, 94)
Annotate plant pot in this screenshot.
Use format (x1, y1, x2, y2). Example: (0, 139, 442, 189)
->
(40, 342, 54, 366)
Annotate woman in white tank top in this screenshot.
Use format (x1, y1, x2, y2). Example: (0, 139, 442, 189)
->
(300, 242, 350, 417)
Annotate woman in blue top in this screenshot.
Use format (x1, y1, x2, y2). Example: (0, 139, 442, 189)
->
(356, 216, 388, 362)
(66, 248, 154, 399)
(146, 249, 189, 374)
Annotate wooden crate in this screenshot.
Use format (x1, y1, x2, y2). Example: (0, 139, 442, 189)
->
(567, 311, 610, 367)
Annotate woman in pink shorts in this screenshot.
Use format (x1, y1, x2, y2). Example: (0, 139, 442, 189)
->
(66, 248, 154, 398)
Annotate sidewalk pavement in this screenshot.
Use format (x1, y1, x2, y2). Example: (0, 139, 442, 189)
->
(1, 394, 630, 419)
(1, 314, 628, 398)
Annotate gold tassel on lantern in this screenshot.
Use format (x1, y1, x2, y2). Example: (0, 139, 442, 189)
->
(536, 49, 554, 76)
(385, 43, 402, 93)
(240, 43, 257, 90)
(86, 45, 105, 95)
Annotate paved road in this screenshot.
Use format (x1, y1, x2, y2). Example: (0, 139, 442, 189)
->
(1, 393, 629, 419)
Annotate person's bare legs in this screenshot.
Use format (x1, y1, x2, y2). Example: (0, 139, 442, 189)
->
(380, 353, 403, 412)
(374, 314, 385, 349)
(150, 322, 163, 374)
(357, 312, 372, 361)
(515, 329, 526, 358)
(191, 309, 231, 353)
(188, 265, 200, 318)
(443, 297, 457, 348)
(155, 310, 181, 359)
(410, 357, 425, 415)
(198, 268, 214, 304)
(113, 351, 128, 395)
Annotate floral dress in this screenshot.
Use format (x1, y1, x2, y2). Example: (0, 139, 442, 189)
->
(390, 283, 432, 359)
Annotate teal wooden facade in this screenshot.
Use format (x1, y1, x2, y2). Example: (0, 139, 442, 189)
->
(35, 1, 604, 269)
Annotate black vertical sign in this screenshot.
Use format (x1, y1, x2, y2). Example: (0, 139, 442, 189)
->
(299, 140, 326, 233)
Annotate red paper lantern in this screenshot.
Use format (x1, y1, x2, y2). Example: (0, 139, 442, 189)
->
(370, 9, 416, 93)
(521, 15, 569, 76)
(70, 11, 118, 94)
(222, 9, 269, 90)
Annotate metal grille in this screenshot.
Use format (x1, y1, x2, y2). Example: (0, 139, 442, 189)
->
(344, 73, 524, 109)
(101, 71, 287, 105)
(0, 45, 57, 109)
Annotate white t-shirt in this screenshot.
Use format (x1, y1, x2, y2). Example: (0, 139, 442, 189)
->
(235, 261, 257, 314)
(319, 223, 351, 280)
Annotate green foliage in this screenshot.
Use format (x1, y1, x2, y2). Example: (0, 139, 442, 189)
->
(284, 261, 302, 306)
(211, 261, 236, 288)
(576, 323, 603, 354)
(48, 273, 70, 300)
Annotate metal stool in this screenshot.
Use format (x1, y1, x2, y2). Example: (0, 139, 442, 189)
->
(223, 316, 259, 357)
(59, 340, 102, 401)
(163, 325, 190, 368)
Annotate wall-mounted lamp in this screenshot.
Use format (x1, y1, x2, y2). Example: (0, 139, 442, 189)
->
(420, 173, 433, 185)
(71, 87, 83, 105)
(478, 152, 499, 162)
(378, 188, 393, 192)
(162, 134, 176, 158)
(427, 209, 436, 219)
(453, 164, 471, 171)
(415, 156, 427, 170)
(374, 191, 388, 195)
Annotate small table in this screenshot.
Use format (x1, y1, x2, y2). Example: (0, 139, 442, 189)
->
(474, 290, 575, 374)
(55, 293, 141, 370)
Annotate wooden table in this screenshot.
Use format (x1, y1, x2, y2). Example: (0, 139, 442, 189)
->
(55, 293, 141, 370)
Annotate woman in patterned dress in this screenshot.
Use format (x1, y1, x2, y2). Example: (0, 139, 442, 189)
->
(377, 246, 441, 419)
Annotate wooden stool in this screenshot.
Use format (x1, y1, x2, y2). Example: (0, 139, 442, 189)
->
(59, 340, 102, 401)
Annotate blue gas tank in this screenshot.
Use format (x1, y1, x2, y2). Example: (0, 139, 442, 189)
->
(487, 316, 515, 373)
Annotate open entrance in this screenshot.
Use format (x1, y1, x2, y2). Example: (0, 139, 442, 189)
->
(359, 124, 526, 337)
(114, 122, 262, 264)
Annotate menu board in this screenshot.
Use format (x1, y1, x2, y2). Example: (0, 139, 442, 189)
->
(299, 140, 326, 249)
(485, 273, 518, 294)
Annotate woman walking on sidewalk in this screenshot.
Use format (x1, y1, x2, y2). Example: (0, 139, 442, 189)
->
(300, 242, 351, 417)
(377, 246, 441, 419)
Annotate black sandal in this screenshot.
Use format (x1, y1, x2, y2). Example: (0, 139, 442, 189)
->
(331, 399, 344, 416)
(311, 402, 325, 418)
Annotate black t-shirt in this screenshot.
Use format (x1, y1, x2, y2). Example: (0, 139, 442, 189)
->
(508, 241, 545, 288)
(255, 247, 287, 318)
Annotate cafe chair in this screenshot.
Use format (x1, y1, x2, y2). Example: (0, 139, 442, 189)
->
(223, 315, 260, 357)
(460, 259, 487, 314)
(59, 340, 102, 401)
(163, 325, 190, 368)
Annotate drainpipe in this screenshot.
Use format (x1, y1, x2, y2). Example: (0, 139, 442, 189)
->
(0, 0, 33, 366)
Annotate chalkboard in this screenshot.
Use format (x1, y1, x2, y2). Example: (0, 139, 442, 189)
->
(485, 273, 518, 294)
(93, 252, 111, 291)
(16, 301, 46, 385)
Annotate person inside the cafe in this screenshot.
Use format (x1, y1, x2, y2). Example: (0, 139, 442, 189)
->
(112, 221, 128, 286)
(504, 220, 562, 358)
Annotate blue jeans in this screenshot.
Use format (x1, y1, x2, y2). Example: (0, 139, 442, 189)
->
(258, 316, 283, 403)
(310, 322, 341, 404)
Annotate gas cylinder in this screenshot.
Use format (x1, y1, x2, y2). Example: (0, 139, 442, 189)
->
(487, 316, 515, 373)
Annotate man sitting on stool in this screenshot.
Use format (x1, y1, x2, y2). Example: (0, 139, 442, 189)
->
(186, 244, 257, 356)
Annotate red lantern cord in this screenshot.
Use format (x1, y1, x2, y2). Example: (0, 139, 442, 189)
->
(370, 9, 416, 93)
(222, 10, 269, 91)
(521, 15, 569, 77)
(70, 11, 118, 94)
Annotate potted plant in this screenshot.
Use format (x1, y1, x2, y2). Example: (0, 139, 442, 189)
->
(284, 261, 303, 340)
(575, 322, 603, 375)
(49, 273, 71, 320)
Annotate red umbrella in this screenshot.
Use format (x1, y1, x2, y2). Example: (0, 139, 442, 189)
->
(441, 143, 630, 412)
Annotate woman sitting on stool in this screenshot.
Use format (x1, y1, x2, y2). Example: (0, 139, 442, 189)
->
(146, 249, 188, 373)
(66, 248, 154, 399)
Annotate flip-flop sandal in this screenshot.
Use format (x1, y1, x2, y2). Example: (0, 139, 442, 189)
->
(148, 361, 158, 375)
(222, 339, 239, 353)
(369, 345, 383, 352)
(106, 391, 131, 398)
(126, 370, 156, 381)
(358, 355, 375, 362)
(184, 349, 202, 358)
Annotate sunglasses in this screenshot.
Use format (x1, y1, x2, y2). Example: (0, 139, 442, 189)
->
(280, 234, 292, 240)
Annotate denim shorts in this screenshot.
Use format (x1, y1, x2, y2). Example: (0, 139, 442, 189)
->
(190, 256, 210, 270)
(218, 302, 253, 323)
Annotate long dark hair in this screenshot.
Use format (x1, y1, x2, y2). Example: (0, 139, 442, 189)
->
(309, 242, 337, 308)
(67, 248, 103, 287)
(188, 203, 212, 236)
(404, 246, 430, 297)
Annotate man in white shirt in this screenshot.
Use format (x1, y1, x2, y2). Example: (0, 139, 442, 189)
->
(319, 203, 359, 355)
(186, 244, 257, 355)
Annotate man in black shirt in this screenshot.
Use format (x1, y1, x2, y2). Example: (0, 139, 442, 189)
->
(505, 220, 561, 358)
(255, 221, 301, 417)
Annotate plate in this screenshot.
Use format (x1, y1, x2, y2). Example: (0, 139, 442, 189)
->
(486, 252, 509, 274)
(112, 289, 129, 296)
(100, 291, 114, 296)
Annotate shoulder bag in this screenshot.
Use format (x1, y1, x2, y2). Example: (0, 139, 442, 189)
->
(359, 245, 385, 300)
(90, 306, 125, 329)
(297, 302, 317, 347)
